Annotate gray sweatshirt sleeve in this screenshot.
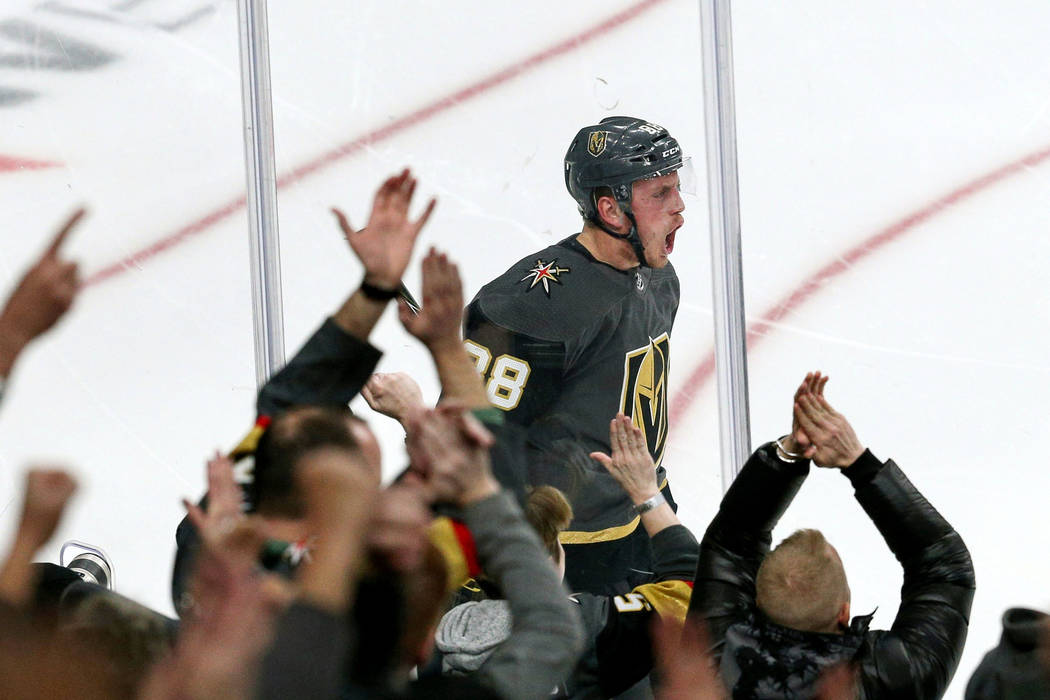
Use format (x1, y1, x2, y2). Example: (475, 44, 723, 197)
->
(462, 491, 585, 700)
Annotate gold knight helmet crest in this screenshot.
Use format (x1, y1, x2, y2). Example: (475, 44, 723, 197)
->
(587, 130, 608, 157)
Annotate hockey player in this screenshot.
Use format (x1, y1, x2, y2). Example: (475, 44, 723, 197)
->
(463, 116, 688, 594)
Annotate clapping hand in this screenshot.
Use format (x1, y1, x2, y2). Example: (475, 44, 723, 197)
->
(331, 169, 436, 290)
(782, 372, 827, 459)
(791, 373, 864, 469)
(406, 405, 497, 506)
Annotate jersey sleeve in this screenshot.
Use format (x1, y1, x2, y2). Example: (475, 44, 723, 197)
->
(463, 299, 567, 426)
(591, 524, 698, 697)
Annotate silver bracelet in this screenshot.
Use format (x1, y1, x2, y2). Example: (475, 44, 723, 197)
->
(774, 435, 804, 463)
(633, 491, 666, 515)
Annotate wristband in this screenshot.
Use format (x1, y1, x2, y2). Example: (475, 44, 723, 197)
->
(359, 280, 399, 301)
(633, 491, 666, 515)
(774, 435, 805, 463)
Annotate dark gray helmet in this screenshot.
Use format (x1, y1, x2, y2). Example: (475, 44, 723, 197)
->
(564, 116, 683, 221)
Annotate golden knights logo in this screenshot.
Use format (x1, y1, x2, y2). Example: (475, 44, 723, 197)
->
(587, 130, 608, 157)
(619, 333, 670, 467)
(519, 259, 570, 296)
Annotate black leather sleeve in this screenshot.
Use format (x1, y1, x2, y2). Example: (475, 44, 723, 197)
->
(256, 317, 382, 417)
(852, 459, 976, 700)
(687, 442, 810, 660)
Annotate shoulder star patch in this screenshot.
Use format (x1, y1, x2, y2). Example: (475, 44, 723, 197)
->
(519, 259, 570, 296)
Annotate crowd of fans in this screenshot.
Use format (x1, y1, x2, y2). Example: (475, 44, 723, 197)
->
(0, 167, 1046, 700)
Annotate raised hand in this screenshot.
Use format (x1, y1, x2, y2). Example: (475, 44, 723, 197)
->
(18, 468, 78, 551)
(141, 516, 280, 700)
(398, 248, 465, 349)
(406, 405, 497, 506)
(296, 446, 378, 612)
(300, 448, 378, 525)
(0, 209, 85, 375)
(589, 413, 659, 505)
(0, 468, 78, 607)
(331, 169, 436, 290)
(793, 384, 865, 469)
(785, 371, 828, 458)
(184, 452, 244, 550)
(362, 372, 424, 424)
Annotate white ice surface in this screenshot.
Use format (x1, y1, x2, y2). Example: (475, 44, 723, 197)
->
(2, 1, 1049, 696)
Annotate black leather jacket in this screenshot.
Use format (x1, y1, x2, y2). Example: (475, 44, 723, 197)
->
(687, 442, 975, 699)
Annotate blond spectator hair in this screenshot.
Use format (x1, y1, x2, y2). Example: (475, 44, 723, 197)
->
(755, 528, 851, 634)
(524, 486, 573, 564)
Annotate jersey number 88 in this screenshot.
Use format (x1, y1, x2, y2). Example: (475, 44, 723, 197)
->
(463, 340, 531, 410)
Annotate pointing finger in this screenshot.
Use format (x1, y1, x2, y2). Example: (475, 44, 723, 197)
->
(331, 208, 355, 237)
(46, 207, 86, 258)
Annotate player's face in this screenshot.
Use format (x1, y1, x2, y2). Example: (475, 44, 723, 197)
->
(630, 171, 685, 268)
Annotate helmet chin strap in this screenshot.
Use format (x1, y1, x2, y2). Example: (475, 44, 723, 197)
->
(594, 211, 649, 268)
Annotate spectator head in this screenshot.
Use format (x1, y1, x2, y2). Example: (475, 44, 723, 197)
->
(524, 485, 574, 581)
(250, 406, 367, 518)
(58, 591, 174, 698)
(755, 529, 851, 634)
(965, 607, 1050, 699)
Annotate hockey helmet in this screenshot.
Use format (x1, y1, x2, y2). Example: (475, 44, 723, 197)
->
(564, 116, 684, 221)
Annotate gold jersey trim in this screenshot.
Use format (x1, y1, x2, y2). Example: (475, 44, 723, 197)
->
(559, 478, 669, 544)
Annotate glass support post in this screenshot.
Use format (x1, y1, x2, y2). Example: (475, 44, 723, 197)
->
(238, 0, 285, 386)
(699, 0, 751, 491)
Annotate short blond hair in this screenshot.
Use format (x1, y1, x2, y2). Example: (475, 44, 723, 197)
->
(755, 529, 850, 633)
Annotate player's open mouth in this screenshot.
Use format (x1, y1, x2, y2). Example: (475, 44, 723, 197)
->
(665, 228, 677, 255)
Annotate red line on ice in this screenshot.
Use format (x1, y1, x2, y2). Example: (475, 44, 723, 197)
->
(71, 0, 1050, 429)
(83, 0, 670, 286)
(0, 155, 60, 172)
(667, 144, 1050, 428)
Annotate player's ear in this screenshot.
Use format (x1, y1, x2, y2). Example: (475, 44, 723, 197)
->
(595, 192, 625, 230)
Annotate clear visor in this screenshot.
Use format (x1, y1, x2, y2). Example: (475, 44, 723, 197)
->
(677, 156, 699, 197)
